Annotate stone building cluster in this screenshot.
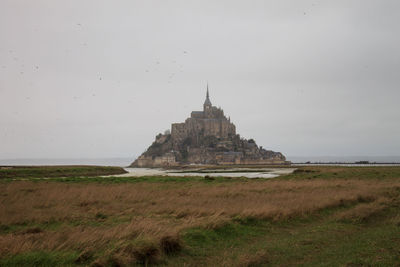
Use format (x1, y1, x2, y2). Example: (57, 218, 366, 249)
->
(130, 87, 286, 167)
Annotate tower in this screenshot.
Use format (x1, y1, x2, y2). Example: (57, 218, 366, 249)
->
(203, 83, 212, 113)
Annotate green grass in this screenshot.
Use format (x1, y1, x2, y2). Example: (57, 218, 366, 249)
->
(167, 202, 400, 266)
(4, 165, 400, 184)
(3, 213, 399, 266)
(0, 166, 127, 179)
(1, 174, 252, 184)
(0, 221, 63, 235)
(0, 251, 80, 267)
(278, 166, 400, 181)
(175, 169, 274, 173)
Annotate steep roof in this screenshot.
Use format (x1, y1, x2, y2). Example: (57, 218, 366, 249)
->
(204, 85, 212, 107)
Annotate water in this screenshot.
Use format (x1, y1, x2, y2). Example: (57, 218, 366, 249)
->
(110, 167, 297, 179)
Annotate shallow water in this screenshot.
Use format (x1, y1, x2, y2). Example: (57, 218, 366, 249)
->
(111, 167, 296, 179)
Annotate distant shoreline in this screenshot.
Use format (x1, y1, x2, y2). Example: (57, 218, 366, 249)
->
(1, 157, 400, 167)
(294, 163, 400, 166)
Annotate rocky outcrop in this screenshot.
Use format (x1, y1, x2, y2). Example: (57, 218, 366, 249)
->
(130, 88, 287, 167)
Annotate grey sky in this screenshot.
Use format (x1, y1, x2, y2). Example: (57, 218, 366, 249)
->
(0, 0, 399, 160)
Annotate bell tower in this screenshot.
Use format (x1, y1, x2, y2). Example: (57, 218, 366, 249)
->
(203, 84, 212, 114)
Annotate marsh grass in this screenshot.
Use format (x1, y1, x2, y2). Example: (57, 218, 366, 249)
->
(238, 251, 270, 267)
(159, 235, 183, 255)
(0, 165, 127, 179)
(0, 166, 400, 266)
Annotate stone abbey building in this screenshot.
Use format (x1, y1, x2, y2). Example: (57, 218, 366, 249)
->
(131, 87, 286, 167)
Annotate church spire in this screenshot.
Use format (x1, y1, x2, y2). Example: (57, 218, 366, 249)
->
(203, 83, 212, 109)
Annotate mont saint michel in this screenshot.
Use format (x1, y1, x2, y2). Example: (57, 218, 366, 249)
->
(131, 87, 286, 167)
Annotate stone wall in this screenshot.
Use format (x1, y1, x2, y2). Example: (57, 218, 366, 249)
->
(134, 153, 179, 167)
(171, 123, 187, 142)
(187, 148, 218, 164)
(134, 155, 154, 167)
(130, 93, 287, 168)
(239, 158, 287, 165)
(203, 119, 235, 138)
(154, 152, 178, 166)
(172, 117, 235, 142)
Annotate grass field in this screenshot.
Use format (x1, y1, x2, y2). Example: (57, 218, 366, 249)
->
(0, 166, 127, 179)
(0, 166, 399, 266)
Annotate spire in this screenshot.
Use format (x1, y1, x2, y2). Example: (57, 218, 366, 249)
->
(204, 83, 212, 108)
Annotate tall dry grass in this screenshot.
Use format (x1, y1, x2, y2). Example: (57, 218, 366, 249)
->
(0, 179, 399, 257)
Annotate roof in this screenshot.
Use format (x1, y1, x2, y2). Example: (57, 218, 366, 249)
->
(204, 87, 212, 106)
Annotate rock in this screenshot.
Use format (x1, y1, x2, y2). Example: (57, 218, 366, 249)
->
(130, 87, 287, 167)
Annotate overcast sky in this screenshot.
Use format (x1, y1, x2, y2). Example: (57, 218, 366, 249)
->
(0, 0, 399, 161)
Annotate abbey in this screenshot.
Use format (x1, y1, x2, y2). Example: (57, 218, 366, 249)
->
(131, 86, 286, 167)
(171, 87, 236, 145)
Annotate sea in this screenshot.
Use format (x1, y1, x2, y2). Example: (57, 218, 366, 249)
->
(1, 156, 399, 167)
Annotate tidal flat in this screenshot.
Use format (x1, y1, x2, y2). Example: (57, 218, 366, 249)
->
(1, 166, 400, 266)
(107, 167, 296, 179)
